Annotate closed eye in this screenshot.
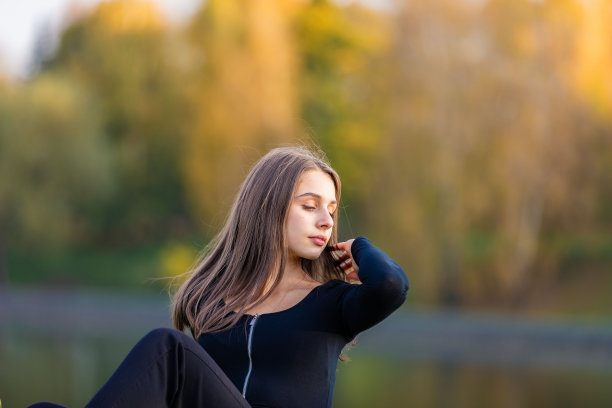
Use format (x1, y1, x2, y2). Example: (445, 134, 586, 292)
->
(303, 205, 334, 217)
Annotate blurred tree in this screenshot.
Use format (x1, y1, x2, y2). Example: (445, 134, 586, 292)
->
(382, 0, 602, 304)
(380, 0, 479, 304)
(0, 75, 113, 282)
(572, 0, 612, 119)
(293, 0, 391, 229)
(479, 0, 587, 299)
(45, 0, 190, 243)
(1, 0, 609, 304)
(182, 0, 299, 232)
(569, 0, 612, 246)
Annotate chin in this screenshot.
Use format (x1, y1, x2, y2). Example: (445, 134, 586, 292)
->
(299, 249, 325, 261)
(302, 254, 320, 261)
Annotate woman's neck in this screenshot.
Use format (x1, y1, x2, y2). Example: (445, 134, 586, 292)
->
(263, 255, 315, 295)
(243, 256, 319, 315)
(286, 253, 317, 281)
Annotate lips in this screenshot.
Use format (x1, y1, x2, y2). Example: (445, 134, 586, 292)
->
(309, 235, 327, 246)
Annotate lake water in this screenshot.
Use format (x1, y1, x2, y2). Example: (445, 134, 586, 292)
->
(2, 288, 612, 407)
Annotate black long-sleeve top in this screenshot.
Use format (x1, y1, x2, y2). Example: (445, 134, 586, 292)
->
(197, 237, 409, 408)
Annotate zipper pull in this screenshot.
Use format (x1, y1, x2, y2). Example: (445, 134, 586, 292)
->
(250, 313, 259, 326)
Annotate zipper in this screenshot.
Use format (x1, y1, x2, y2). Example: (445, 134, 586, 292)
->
(242, 313, 260, 398)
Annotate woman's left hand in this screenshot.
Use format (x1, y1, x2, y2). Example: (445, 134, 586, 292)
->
(330, 239, 360, 283)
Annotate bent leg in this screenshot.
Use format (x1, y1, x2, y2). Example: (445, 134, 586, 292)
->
(86, 328, 250, 408)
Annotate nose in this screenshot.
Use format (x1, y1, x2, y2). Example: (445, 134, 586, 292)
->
(316, 208, 334, 231)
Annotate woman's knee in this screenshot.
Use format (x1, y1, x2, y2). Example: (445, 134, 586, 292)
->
(139, 327, 196, 350)
(145, 327, 180, 338)
(142, 327, 186, 345)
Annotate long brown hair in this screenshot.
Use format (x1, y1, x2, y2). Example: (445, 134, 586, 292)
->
(172, 145, 343, 338)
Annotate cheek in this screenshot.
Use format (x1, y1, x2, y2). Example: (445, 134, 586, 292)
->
(286, 212, 311, 244)
(288, 210, 308, 227)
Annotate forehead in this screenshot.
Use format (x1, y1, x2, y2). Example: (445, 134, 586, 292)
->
(295, 170, 336, 200)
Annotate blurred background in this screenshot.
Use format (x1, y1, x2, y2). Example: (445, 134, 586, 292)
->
(1, 0, 612, 406)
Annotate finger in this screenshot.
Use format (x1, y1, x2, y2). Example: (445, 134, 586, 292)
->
(333, 239, 355, 260)
(336, 251, 351, 262)
(329, 249, 341, 261)
(339, 259, 353, 271)
(330, 241, 347, 251)
(329, 247, 350, 260)
(330, 251, 349, 266)
(346, 270, 360, 282)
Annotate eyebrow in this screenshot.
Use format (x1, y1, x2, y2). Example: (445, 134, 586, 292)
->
(295, 192, 337, 205)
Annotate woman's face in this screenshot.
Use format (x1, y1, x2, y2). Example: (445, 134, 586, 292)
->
(286, 169, 337, 261)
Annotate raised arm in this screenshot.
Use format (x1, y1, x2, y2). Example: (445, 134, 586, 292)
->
(335, 236, 409, 340)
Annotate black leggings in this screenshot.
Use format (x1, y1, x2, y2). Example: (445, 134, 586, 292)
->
(28, 328, 252, 408)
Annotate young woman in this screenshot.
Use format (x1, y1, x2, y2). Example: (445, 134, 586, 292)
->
(29, 146, 409, 408)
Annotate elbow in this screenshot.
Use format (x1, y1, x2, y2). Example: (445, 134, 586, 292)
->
(380, 268, 409, 306)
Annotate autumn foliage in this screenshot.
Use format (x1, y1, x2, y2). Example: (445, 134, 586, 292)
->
(0, 0, 611, 307)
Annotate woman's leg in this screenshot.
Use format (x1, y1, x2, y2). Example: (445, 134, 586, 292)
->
(87, 328, 251, 408)
(29, 328, 251, 408)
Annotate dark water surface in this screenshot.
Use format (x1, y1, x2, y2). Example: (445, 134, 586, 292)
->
(1, 288, 612, 408)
